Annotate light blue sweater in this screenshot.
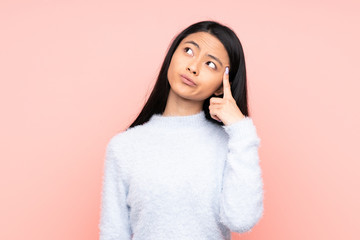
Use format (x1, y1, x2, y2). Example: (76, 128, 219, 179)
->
(99, 110, 264, 240)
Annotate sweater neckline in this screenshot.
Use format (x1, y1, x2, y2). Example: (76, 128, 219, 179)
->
(148, 110, 207, 129)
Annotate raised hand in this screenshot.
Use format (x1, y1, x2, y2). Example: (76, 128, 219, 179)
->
(209, 66, 245, 126)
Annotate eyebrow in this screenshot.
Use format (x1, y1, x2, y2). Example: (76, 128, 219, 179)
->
(184, 40, 224, 67)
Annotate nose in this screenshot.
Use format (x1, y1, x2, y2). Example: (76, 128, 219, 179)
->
(186, 59, 200, 75)
(187, 67, 197, 75)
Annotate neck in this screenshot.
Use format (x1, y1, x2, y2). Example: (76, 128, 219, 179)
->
(162, 89, 204, 117)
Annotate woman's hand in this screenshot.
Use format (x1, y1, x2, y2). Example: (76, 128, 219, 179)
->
(209, 67, 245, 126)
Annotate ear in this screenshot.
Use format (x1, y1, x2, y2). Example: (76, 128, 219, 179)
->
(213, 86, 223, 96)
(213, 82, 232, 96)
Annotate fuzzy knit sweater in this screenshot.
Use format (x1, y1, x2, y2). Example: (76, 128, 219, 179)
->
(98, 110, 264, 240)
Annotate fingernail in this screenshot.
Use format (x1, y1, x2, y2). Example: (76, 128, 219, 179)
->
(225, 67, 229, 75)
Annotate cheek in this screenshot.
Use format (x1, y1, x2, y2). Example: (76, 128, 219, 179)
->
(203, 74, 222, 90)
(168, 56, 184, 80)
(167, 59, 176, 80)
(171, 55, 183, 69)
(194, 75, 222, 99)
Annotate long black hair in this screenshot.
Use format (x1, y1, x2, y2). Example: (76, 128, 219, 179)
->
(128, 20, 250, 129)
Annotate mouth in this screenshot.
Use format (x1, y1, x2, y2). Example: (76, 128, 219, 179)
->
(180, 74, 197, 86)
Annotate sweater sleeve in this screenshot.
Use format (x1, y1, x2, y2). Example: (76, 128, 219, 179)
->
(219, 117, 264, 233)
(99, 138, 132, 240)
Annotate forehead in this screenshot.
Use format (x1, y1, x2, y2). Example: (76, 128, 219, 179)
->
(180, 32, 229, 63)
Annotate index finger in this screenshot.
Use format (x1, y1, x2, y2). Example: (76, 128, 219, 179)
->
(223, 66, 232, 99)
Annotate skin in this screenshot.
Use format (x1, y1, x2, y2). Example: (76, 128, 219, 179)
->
(164, 31, 245, 126)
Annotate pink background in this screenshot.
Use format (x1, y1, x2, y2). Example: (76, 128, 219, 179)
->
(1, 0, 359, 239)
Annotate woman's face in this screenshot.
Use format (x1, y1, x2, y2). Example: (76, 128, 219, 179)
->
(167, 32, 230, 101)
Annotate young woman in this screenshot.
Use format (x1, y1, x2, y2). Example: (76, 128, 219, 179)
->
(99, 20, 264, 240)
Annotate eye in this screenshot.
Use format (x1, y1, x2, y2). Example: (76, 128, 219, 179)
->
(184, 47, 193, 55)
(207, 61, 217, 70)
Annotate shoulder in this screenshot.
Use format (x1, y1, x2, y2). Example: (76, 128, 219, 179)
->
(221, 117, 261, 143)
(204, 117, 259, 142)
(106, 121, 153, 155)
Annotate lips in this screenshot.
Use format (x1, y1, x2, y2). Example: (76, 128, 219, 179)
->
(180, 74, 197, 86)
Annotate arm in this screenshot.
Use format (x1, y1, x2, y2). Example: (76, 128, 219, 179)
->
(219, 117, 264, 233)
(99, 138, 132, 240)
